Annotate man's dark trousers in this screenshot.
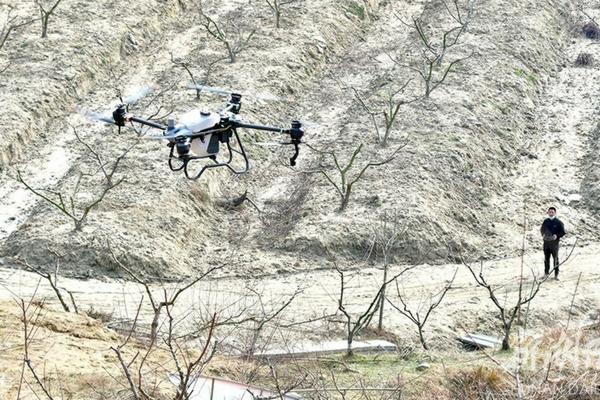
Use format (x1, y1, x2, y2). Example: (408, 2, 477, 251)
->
(543, 240, 559, 276)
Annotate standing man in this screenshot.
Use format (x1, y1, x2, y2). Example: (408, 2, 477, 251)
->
(540, 207, 566, 280)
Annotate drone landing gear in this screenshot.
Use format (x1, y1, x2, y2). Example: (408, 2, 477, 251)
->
(168, 128, 250, 180)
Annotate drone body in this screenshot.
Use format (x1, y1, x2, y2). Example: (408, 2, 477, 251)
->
(169, 110, 222, 158)
(102, 90, 303, 180)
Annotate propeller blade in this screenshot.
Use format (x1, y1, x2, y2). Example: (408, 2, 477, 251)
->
(187, 84, 231, 96)
(121, 85, 154, 106)
(256, 142, 293, 146)
(85, 111, 115, 125)
(144, 134, 179, 140)
(187, 83, 282, 102)
(298, 119, 320, 129)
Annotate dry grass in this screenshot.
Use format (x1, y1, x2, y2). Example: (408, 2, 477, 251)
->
(448, 366, 511, 399)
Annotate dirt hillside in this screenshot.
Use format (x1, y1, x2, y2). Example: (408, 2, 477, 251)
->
(0, 1, 598, 278)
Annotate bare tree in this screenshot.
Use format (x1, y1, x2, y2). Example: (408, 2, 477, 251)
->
(334, 262, 411, 356)
(15, 128, 134, 231)
(242, 286, 301, 358)
(13, 253, 78, 314)
(350, 80, 416, 146)
(170, 52, 226, 100)
(165, 308, 218, 399)
(462, 215, 547, 351)
(365, 210, 410, 331)
(264, 0, 300, 28)
(387, 268, 456, 350)
(197, 2, 256, 63)
(306, 143, 405, 212)
(393, 0, 476, 98)
(34, 0, 64, 38)
(109, 294, 219, 400)
(109, 245, 223, 342)
(15, 293, 57, 400)
(0, 4, 35, 51)
(188, 282, 304, 360)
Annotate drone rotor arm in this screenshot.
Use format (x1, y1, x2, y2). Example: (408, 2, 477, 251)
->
(232, 120, 304, 166)
(129, 116, 168, 131)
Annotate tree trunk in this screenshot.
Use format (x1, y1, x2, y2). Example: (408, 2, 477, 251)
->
(502, 324, 511, 351)
(377, 262, 388, 331)
(339, 187, 351, 211)
(347, 332, 354, 357)
(275, 10, 281, 28)
(41, 15, 49, 38)
(151, 309, 161, 343)
(418, 326, 429, 350)
(226, 43, 236, 63)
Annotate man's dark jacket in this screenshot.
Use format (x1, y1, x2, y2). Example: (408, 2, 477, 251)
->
(540, 218, 566, 241)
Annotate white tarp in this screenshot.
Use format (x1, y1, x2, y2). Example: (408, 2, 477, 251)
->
(169, 375, 301, 400)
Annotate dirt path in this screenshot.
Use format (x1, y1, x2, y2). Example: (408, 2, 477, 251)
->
(1, 241, 598, 348)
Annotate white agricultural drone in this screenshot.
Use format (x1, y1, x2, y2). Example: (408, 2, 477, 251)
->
(88, 85, 304, 180)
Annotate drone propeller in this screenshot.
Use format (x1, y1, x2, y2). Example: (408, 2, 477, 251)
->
(144, 133, 187, 141)
(118, 85, 154, 106)
(187, 84, 231, 96)
(85, 111, 115, 125)
(78, 85, 154, 127)
(187, 84, 282, 102)
(255, 141, 299, 146)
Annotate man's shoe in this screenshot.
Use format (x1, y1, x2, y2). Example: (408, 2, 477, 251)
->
(554, 275, 560, 281)
(544, 273, 549, 279)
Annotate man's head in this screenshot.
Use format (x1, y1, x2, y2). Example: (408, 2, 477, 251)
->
(547, 207, 557, 219)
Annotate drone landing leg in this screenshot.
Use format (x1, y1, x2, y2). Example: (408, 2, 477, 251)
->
(182, 128, 250, 180)
(223, 128, 250, 175)
(168, 146, 186, 172)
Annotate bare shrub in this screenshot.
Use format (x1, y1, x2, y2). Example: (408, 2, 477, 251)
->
(85, 306, 113, 323)
(14, 253, 79, 314)
(350, 79, 417, 146)
(0, 4, 35, 52)
(576, 52, 594, 66)
(387, 268, 456, 350)
(334, 260, 412, 356)
(197, 2, 255, 63)
(392, 0, 476, 98)
(582, 21, 600, 39)
(463, 215, 552, 351)
(170, 52, 226, 100)
(264, 0, 301, 28)
(365, 210, 409, 331)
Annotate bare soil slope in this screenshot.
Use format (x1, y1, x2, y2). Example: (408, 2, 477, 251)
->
(0, 0, 598, 281)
